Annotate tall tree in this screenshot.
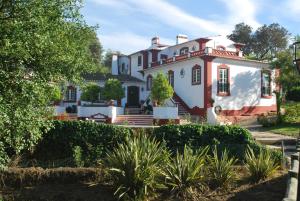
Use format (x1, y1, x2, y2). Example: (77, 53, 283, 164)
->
(89, 32, 103, 67)
(228, 23, 253, 55)
(0, 0, 98, 158)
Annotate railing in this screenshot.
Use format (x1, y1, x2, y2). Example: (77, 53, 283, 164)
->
(282, 138, 300, 201)
(149, 48, 240, 68)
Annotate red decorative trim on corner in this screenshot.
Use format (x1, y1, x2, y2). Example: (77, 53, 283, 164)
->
(202, 55, 214, 110)
(173, 92, 191, 113)
(217, 64, 230, 96)
(195, 38, 211, 50)
(142, 50, 148, 69)
(150, 49, 160, 63)
(221, 105, 277, 116)
(190, 106, 206, 116)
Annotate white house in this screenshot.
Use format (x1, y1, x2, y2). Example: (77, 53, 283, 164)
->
(56, 35, 279, 125)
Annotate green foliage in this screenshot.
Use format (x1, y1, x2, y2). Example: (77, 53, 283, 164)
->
(102, 79, 125, 101)
(283, 102, 300, 123)
(48, 84, 62, 102)
(245, 146, 279, 183)
(72, 146, 84, 167)
(153, 124, 253, 160)
(106, 135, 168, 201)
(286, 86, 300, 102)
(257, 115, 277, 127)
(207, 146, 237, 189)
(32, 121, 132, 166)
(151, 72, 174, 106)
(0, 0, 98, 157)
(0, 142, 9, 170)
(228, 23, 289, 60)
(163, 146, 208, 199)
(80, 83, 101, 103)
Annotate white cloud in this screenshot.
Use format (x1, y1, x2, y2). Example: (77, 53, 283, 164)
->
(99, 32, 174, 54)
(218, 0, 261, 29)
(284, 0, 300, 20)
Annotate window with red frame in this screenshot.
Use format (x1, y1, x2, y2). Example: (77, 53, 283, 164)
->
(261, 71, 271, 97)
(192, 65, 201, 85)
(146, 75, 152, 91)
(168, 70, 174, 88)
(217, 67, 230, 95)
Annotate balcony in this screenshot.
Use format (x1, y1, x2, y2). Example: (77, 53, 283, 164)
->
(148, 47, 240, 69)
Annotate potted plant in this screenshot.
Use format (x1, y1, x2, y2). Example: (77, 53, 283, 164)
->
(80, 83, 101, 105)
(151, 72, 174, 106)
(102, 78, 125, 107)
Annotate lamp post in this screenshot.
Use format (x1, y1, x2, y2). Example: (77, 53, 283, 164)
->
(293, 41, 300, 74)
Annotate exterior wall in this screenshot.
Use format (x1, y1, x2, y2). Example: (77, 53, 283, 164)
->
(111, 54, 118, 75)
(206, 36, 237, 52)
(153, 107, 178, 119)
(130, 52, 144, 80)
(118, 56, 130, 75)
(143, 57, 205, 109)
(211, 58, 276, 114)
(158, 41, 199, 59)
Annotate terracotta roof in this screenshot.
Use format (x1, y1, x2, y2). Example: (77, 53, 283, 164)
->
(82, 73, 144, 83)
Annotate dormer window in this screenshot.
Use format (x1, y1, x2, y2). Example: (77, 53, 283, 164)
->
(180, 47, 189, 55)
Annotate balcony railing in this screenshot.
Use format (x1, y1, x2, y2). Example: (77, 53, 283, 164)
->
(148, 48, 240, 69)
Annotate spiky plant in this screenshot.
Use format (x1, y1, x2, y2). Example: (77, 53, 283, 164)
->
(162, 146, 208, 199)
(245, 146, 280, 183)
(207, 146, 237, 189)
(106, 135, 168, 201)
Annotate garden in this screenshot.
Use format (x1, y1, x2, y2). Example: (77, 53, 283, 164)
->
(0, 121, 286, 201)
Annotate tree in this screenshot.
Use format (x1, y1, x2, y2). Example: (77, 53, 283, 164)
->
(151, 72, 174, 106)
(102, 79, 125, 103)
(102, 49, 121, 72)
(0, 0, 98, 158)
(228, 23, 253, 55)
(89, 32, 103, 67)
(80, 83, 101, 103)
(228, 23, 290, 60)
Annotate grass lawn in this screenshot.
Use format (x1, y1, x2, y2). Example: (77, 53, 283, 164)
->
(260, 123, 300, 137)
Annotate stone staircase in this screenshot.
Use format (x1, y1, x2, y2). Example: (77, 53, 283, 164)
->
(172, 93, 190, 116)
(113, 115, 153, 126)
(125, 107, 141, 115)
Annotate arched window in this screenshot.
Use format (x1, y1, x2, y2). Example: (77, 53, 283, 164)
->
(168, 70, 174, 88)
(261, 70, 271, 98)
(192, 65, 201, 85)
(180, 47, 189, 55)
(65, 86, 77, 102)
(146, 75, 153, 91)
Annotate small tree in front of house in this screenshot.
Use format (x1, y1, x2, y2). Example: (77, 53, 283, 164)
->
(151, 72, 174, 106)
(102, 79, 125, 105)
(81, 83, 101, 104)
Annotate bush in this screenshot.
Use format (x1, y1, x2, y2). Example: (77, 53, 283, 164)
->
(257, 115, 278, 127)
(0, 142, 9, 170)
(286, 86, 300, 102)
(106, 135, 168, 201)
(151, 72, 174, 106)
(153, 124, 253, 160)
(283, 102, 300, 123)
(163, 146, 208, 199)
(80, 83, 102, 103)
(245, 146, 280, 183)
(32, 120, 132, 166)
(207, 146, 237, 189)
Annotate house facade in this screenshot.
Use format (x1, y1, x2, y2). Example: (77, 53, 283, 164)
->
(57, 34, 278, 124)
(111, 35, 277, 117)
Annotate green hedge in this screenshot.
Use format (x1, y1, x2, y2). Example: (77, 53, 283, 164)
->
(32, 121, 257, 165)
(153, 124, 254, 160)
(32, 121, 132, 166)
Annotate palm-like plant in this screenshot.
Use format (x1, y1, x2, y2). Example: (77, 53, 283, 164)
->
(163, 146, 208, 199)
(245, 146, 280, 183)
(106, 135, 168, 201)
(207, 146, 237, 189)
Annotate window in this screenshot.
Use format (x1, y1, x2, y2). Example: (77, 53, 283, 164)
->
(168, 70, 174, 88)
(216, 45, 226, 51)
(180, 47, 189, 55)
(65, 86, 77, 102)
(138, 56, 142, 66)
(217, 65, 230, 96)
(160, 54, 168, 60)
(261, 71, 271, 97)
(192, 65, 201, 85)
(146, 75, 152, 91)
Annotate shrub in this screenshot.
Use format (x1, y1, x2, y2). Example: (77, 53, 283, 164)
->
(102, 79, 125, 101)
(106, 135, 168, 201)
(153, 124, 253, 160)
(257, 115, 277, 127)
(283, 102, 300, 123)
(286, 86, 300, 102)
(151, 72, 174, 106)
(0, 142, 9, 170)
(32, 120, 132, 166)
(72, 146, 84, 167)
(245, 146, 279, 183)
(163, 146, 208, 199)
(207, 146, 237, 189)
(80, 83, 102, 103)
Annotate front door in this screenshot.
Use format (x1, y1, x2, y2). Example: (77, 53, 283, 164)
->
(127, 86, 140, 107)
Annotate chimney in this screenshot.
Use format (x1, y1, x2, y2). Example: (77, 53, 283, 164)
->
(151, 36, 160, 46)
(176, 34, 188, 44)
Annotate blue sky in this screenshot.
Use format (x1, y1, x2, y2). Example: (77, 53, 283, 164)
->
(81, 0, 300, 54)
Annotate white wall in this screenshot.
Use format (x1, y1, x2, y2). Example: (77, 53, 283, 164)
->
(130, 52, 144, 80)
(158, 41, 199, 58)
(143, 57, 205, 109)
(78, 106, 124, 120)
(211, 58, 276, 110)
(112, 54, 118, 75)
(206, 36, 237, 52)
(153, 107, 178, 119)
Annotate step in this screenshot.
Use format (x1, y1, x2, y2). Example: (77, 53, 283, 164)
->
(255, 138, 297, 146)
(266, 145, 296, 152)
